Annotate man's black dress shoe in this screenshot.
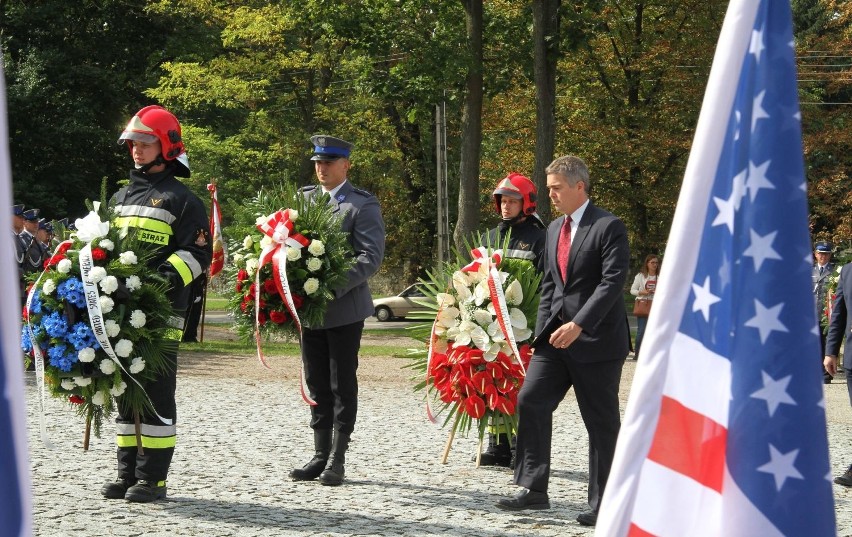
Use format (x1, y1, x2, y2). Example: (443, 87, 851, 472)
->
(835, 466, 852, 487)
(576, 510, 598, 526)
(495, 488, 550, 510)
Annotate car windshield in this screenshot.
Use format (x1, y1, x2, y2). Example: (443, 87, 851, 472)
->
(400, 285, 424, 298)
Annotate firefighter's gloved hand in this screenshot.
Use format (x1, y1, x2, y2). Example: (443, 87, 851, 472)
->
(113, 278, 131, 301)
(158, 264, 184, 292)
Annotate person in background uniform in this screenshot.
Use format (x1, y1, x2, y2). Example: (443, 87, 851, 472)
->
(12, 204, 24, 234)
(477, 172, 546, 467)
(814, 241, 835, 384)
(36, 219, 53, 257)
(824, 260, 852, 487)
(13, 204, 26, 297)
(20, 208, 44, 277)
(289, 135, 385, 487)
(496, 156, 630, 529)
(100, 105, 212, 503)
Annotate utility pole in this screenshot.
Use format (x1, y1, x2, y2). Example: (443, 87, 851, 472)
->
(435, 101, 451, 266)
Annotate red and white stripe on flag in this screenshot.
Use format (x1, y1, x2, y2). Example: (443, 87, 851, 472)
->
(207, 183, 225, 277)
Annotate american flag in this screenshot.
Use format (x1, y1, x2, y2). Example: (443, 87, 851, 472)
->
(0, 57, 33, 536)
(596, 1, 836, 535)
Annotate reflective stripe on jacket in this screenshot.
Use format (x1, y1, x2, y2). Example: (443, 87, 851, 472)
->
(111, 165, 212, 300)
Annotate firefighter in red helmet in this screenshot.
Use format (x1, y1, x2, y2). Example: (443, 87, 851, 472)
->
(487, 172, 546, 270)
(100, 106, 212, 503)
(478, 172, 546, 467)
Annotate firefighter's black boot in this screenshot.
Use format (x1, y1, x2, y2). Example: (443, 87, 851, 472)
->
(479, 433, 512, 467)
(289, 429, 332, 481)
(319, 431, 351, 486)
(125, 479, 167, 503)
(101, 477, 137, 500)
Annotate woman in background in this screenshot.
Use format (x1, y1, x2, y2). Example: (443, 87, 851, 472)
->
(630, 254, 659, 359)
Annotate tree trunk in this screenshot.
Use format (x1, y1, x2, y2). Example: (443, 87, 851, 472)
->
(453, 0, 484, 249)
(532, 0, 561, 223)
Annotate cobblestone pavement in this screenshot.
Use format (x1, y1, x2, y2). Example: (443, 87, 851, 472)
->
(26, 350, 852, 537)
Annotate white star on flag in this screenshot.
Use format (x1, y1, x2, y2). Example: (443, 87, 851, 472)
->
(752, 89, 770, 132)
(743, 229, 782, 271)
(712, 169, 747, 233)
(692, 276, 721, 322)
(744, 298, 788, 343)
(750, 28, 766, 63)
(750, 371, 796, 416)
(757, 445, 804, 491)
(746, 159, 774, 201)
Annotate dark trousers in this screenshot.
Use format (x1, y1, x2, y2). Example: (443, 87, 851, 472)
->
(116, 349, 177, 482)
(820, 330, 833, 381)
(301, 321, 364, 434)
(513, 346, 623, 511)
(846, 368, 852, 408)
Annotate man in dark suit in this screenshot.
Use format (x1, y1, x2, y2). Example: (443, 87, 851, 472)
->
(824, 260, 852, 487)
(496, 155, 630, 528)
(289, 135, 385, 487)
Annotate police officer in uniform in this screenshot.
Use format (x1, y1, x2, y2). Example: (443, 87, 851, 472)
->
(20, 208, 44, 276)
(813, 240, 835, 383)
(13, 204, 26, 296)
(101, 105, 212, 503)
(478, 172, 546, 466)
(36, 219, 54, 257)
(289, 135, 385, 486)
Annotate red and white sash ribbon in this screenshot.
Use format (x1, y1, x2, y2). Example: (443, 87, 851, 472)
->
(461, 246, 501, 273)
(469, 246, 524, 372)
(254, 209, 316, 406)
(424, 299, 445, 424)
(487, 265, 525, 375)
(424, 246, 527, 423)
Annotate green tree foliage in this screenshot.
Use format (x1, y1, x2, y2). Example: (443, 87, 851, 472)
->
(552, 1, 726, 265)
(794, 0, 852, 244)
(5, 0, 850, 285)
(147, 0, 473, 284)
(0, 0, 211, 219)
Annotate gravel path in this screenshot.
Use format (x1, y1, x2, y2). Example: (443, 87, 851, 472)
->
(26, 333, 852, 536)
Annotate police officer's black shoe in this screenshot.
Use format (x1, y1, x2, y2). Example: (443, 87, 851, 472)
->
(290, 429, 332, 481)
(319, 458, 345, 486)
(478, 433, 512, 467)
(289, 455, 328, 481)
(101, 478, 136, 499)
(319, 431, 351, 486)
(125, 480, 167, 503)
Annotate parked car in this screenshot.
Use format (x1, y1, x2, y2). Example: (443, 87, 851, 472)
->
(372, 284, 429, 321)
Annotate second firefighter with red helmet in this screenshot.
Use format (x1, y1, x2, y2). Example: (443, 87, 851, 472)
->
(479, 172, 546, 466)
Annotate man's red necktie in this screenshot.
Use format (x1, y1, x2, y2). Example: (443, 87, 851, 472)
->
(557, 216, 572, 282)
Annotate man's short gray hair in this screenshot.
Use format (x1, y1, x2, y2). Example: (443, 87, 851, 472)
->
(545, 155, 590, 195)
